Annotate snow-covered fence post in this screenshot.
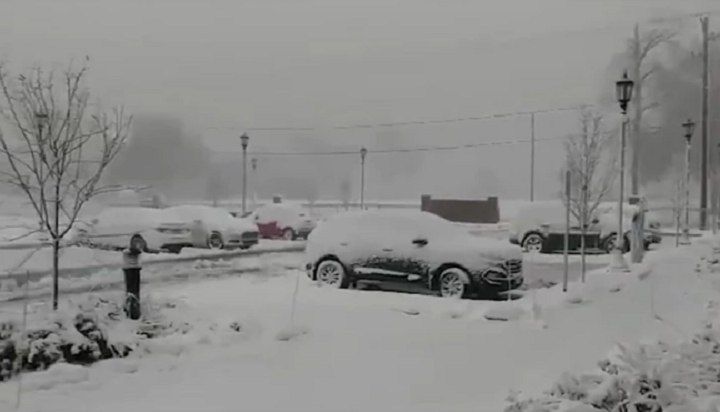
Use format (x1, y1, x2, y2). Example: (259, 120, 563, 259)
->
(122, 246, 142, 320)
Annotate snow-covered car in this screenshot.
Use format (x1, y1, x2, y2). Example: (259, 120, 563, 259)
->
(75, 207, 194, 253)
(508, 201, 654, 254)
(167, 205, 259, 250)
(249, 204, 316, 240)
(304, 210, 524, 299)
(595, 202, 662, 246)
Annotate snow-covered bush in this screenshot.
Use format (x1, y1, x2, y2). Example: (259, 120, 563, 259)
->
(504, 324, 720, 412)
(0, 294, 182, 382)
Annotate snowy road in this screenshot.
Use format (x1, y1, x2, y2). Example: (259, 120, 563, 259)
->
(1, 239, 715, 412)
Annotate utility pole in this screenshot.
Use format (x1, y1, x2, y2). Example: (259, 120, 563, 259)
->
(701, 16, 710, 230)
(530, 113, 535, 202)
(631, 23, 642, 197)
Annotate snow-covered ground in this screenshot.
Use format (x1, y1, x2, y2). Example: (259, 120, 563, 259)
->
(0, 235, 717, 411)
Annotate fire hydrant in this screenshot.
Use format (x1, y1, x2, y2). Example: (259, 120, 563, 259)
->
(122, 245, 142, 320)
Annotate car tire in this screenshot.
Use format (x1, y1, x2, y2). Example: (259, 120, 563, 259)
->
(521, 232, 545, 253)
(208, 232, 225, 250)
(602, 234, 631, 254)
(129, 235, 147, 253)
(438, 267, 469, 299)
(315, 259, 350, 289)
(282, 228, 296, 241)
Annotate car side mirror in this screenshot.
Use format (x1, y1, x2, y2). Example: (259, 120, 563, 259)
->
(591, 218, 600, 225)
(412, 238, 428, 247)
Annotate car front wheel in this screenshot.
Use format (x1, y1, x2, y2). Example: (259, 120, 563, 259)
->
(315, 259, 349, 289)
(522, 233, 544, 253)
(439, 267, 469, 299)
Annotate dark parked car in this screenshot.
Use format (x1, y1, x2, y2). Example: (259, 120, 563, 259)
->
(304, 210, 524, 299)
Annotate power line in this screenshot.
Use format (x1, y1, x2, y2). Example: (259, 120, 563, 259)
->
(205, 104, 590, 133)
(213, 135, 565, 157)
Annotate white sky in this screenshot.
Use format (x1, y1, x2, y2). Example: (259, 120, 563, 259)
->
(0, 0, 717, 199)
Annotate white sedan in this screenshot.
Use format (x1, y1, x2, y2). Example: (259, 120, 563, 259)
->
(76, 207, 194, 253)
(167, 205, 260, 250)
(304, 209, 524, 299)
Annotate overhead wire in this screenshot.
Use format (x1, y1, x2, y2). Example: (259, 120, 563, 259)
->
(205, 104, 591, 133)
(212, 135, 566, 157)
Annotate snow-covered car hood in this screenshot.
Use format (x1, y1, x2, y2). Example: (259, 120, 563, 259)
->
(227, 218, 258, 233)
(451, 235, 523, 262)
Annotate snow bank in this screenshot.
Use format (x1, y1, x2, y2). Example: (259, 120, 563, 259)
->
(505, 238, 720, 412)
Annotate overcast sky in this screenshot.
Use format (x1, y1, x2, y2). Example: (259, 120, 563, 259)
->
(0, 0, 717, 200)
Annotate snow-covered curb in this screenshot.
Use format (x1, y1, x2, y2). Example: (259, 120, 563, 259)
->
(0, 242, 305, 284)
(0, 252, 303, 304)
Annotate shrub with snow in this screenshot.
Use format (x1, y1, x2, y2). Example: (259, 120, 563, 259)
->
(504, 322, 720, 412)
(0, 294, 184, 382)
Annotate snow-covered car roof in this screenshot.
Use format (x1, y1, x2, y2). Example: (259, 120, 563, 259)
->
(167, 205, 257, 232)
(95, 207, 183, 226)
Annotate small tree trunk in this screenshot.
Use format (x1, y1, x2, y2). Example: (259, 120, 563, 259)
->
(580, 226, 586, 282)
(52, 191, 61, 310)
(52, 238, 60, 310)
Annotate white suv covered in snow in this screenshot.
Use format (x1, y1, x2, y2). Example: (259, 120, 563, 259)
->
(305, 210, 524, 299)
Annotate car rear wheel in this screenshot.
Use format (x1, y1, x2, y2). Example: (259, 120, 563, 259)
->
(129, 235, 147, 252)
(522, 233, 544, 253)
(282, 228, 296, 241)
(208, 232, 224, 250)
(439, 268, 468, 299)
(315, 259, 349, 289)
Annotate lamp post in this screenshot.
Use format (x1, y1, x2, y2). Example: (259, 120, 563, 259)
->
(251, 157, 258, 208)
(610, 71, 634, 272)
(682, 119, 696, 244)
(240, 133, 249, 215)
(360, 147, 367, 209)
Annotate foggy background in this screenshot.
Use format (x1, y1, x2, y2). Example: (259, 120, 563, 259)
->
(0, 0, 717, 203)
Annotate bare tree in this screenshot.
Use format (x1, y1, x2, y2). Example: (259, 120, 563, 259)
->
(0, 62, 131, 309)
(339, 178, 351, 211)
(561, 109, 615, 281)
(206, 165, 229, 207)
(628, 25, 675, 195)
(665, 154, 686, 246)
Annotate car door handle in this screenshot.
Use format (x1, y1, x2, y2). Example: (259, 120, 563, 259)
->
(340, 242, 348, 246)
(382, 248, 393, 252)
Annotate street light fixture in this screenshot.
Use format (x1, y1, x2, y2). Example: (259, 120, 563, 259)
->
(615, 71, 634, 113)
(681, 119, 696, 244)
(240, 133, 249, 215)
(360, 147, 368, 210)
(610, 71, 634, 272)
